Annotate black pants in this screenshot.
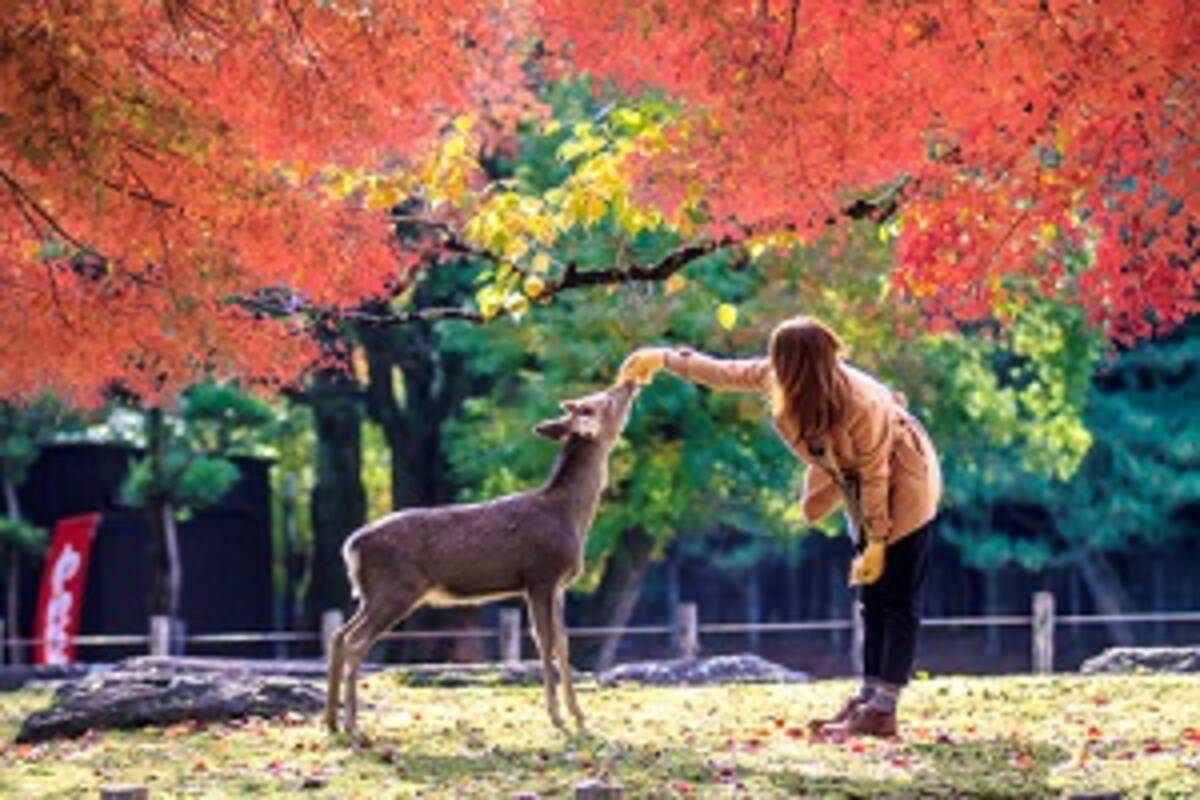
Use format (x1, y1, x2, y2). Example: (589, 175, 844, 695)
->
(859, 522, 931, 687)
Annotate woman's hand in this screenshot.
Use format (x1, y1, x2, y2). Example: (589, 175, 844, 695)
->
(849, 540, 886, 586)
(619, 348, 670, 385)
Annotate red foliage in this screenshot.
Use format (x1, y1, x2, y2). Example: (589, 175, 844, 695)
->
(538, 0, 1198, 338)
(0, 1, 533, 404)
(1, 1, 1196, 403)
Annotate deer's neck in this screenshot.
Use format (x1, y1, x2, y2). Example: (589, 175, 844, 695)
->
(543, 437, 610, 533)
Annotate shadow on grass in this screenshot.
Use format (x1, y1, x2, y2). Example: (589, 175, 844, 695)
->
(768, 738, 1069, 799)
(348, 732, 746, 794)
(346, 729, 1072, 799)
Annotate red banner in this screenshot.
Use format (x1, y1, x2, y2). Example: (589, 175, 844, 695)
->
(33, 513, 101, 665)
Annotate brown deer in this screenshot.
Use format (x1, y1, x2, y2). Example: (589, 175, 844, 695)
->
(325, 380, 639, 737)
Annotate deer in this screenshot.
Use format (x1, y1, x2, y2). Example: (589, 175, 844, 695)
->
(325, 379, 640, 738)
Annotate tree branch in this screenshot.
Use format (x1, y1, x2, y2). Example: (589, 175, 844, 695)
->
(553, 237, 740, 291)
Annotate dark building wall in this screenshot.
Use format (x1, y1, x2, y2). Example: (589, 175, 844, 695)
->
(3, 443, 273, 660)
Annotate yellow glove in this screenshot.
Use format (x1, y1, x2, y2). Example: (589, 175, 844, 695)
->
(849, 540, 887, 586)
(618, 348, 669, 385)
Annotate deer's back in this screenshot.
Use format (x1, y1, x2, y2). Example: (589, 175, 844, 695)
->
(346, 491, 581, 604)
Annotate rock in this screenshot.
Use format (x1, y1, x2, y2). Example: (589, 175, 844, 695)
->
(16, 657, 324, 743)
(386, 661, 585, 688)
(597, 654, 808, 687)
(1080, 646, 1200, 674)
(100, 786, 149, 800)
(575, 779, 624, 799)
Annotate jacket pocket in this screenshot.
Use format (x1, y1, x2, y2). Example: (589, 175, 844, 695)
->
(891, 427, 928, 478)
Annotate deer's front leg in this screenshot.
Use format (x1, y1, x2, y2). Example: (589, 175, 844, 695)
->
(552, 590, 585, 731)
(526, 589, 565, 730)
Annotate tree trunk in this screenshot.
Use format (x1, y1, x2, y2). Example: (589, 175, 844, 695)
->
(358, 305, 477, 661)
(163, 502, 181, 620)
(1068, 566, 1083, 645)
(144, 409, 180, 621)
(665, 547, 681, 653)
(984, 570, 1001, 657)
(306, 369, 367, 623)
(4, 478, 21, 664)
(591, 528, 655, 673)
(745, 565, 761, 653)
(1076, 552, 1136, 647)
(784, 540, 800, 620)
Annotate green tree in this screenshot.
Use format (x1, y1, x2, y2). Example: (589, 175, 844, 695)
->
(120, 383, 274, 622)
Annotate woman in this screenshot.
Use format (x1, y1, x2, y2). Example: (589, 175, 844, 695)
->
(619, 316, 941, 737)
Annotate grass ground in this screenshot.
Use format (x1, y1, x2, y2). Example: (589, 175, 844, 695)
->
(1, 673, 1198, 798)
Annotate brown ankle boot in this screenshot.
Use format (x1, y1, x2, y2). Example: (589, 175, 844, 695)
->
(832, 706, 898, 738)
(808, 694, 868, 733)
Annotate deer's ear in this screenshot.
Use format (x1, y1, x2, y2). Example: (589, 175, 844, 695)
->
(534, 416, 571, 440)
(560, 399, 581, 413)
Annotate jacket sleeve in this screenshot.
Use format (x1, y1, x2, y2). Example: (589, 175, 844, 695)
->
(801, 466, 842, 523)
(848, 398, 895, 542)
(663, 348, 772, 394)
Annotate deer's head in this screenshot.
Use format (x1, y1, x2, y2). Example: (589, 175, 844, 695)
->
(534, 380, 638, 447)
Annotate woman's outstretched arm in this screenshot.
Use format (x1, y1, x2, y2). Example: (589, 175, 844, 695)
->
(619, 347, 772, 394)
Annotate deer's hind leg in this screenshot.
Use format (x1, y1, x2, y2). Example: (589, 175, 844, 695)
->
(325, 604, 366, 733)
(526, 586, 565, 730)
(342, 585, 423, 739)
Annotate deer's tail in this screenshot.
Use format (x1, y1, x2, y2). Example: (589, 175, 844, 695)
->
(342, 533, 364, 601)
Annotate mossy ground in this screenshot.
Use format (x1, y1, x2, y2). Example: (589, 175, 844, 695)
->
(2, 673, 1198, 798)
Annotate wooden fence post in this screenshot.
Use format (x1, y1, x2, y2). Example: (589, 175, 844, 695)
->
(498, 608, 522, 665)
(149, 615, 171, 657)
(320, 609, 344, 660)
(1032, 591, 1056, 674)
(674, 602, 699, 660)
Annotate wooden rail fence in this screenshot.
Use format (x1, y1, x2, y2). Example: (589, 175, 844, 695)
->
(4, 592, 1200, 673)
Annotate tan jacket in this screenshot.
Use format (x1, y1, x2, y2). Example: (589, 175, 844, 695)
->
(664, 348, 942, 543)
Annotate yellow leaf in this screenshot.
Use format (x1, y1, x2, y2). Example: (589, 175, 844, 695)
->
(453, 115, 474, 134)
(583, 195, 607, 226)
(476, 286, 502, 320)
(444, 135, 467, 159)
(504, 292, 530, 318)
(366, 182, 402, 212)
(530, 252, 552, 273)
(716, 303, 738, 330)
(664, 274, 687, 295)
(524, 275, 546, 298)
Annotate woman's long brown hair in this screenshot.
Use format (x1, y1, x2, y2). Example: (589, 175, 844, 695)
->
(768, 316, 849, 443)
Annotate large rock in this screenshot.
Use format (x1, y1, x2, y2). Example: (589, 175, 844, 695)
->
(1080, 646, 1200, 674)
(597, 654, 808, 687)
(16, 657, 324, 743)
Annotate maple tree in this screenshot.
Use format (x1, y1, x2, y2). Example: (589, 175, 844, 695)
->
(0, 0, 535, 405)
(2, 1, 1196, 405)
(536, 0, 1198, 336)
